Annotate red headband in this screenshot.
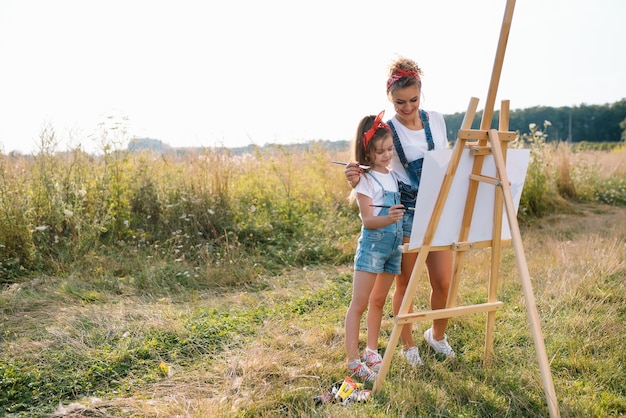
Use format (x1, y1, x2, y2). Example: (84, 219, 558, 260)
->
(386, 68, 420, 90)
(362, 110, 390, 150)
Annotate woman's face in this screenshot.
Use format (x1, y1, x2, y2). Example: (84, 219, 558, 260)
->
(390, 85, 421, 121)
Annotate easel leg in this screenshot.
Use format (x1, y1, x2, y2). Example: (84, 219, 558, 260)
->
(446, 97, 480, 311)
(373, 248, 431, 393)
(485, 100, 510, 365)
(489, 129, 560, 417)
(372, 315, 401, 393)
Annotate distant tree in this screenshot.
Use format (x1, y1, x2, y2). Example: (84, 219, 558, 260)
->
(444, 99, 626, 144)
(127, 137, 172, 152)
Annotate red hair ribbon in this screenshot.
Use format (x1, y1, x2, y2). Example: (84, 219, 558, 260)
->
(362, 110, 390, 150)
(386, 68, 420, 90)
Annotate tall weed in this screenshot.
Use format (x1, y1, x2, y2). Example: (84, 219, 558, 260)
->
(513, 122, 626, 223)
(1, 125, 624, 285)
(0, 154, 35, 280)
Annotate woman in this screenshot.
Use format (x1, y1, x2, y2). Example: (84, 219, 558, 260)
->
(345, 57, 455, 366)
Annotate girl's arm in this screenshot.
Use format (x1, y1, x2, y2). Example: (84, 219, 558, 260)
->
(356, 193, 405, 229)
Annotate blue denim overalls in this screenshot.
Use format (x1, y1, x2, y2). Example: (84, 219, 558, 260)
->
(388, 109, 435, 236)
(353, 172, 404, 275)
(388, 109, 435, 208)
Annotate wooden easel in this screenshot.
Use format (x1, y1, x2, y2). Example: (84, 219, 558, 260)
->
(372, 1, 560, 416)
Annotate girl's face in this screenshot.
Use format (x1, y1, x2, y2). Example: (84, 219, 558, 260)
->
(367, 134, 394, 171)
(390, 85, 420, 121)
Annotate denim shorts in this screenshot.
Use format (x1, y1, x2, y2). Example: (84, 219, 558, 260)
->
(402, 209, 415, 237)
(354, 228, 403, 275)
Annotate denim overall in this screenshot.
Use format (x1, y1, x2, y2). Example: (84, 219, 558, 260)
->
(353, 173, 404, 275)
(388, 109, 435, 236)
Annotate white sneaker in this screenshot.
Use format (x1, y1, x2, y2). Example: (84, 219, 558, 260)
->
(424, 327, 456, 358)
(362, 349, 383, 372)
(348, 359, 377, 383)
(401, 346, 423, 366)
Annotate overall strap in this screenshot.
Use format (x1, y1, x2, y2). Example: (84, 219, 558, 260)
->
(389, 171, 401, 204)
(388, 109, 435, 172)
(388, 120, 409, 171)
(389, 170, 399, 184)
(421, 109, 435, 151)
(367, 172, 401, 210)
(365, 172, 385, 190)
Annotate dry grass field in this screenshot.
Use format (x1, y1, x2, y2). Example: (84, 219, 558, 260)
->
(2, 204, 624, 417)
(1, 140, 625, 417)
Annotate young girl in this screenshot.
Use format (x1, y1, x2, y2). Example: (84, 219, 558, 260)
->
(344, 111, 406, 382)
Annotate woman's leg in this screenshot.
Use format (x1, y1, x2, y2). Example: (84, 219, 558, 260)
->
(425, 250, 454, 340)
(367, 272, 395, 350)
(345, 270, 377, 361)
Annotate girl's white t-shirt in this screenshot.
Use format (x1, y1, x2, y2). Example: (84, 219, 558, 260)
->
(388, 111, 449, 185)
(355, 170, 398, 216)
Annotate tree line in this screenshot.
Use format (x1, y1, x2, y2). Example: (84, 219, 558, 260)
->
(444, 98, 626, 143)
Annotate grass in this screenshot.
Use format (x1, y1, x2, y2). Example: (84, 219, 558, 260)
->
(1, 133, 625, 416)
(1, 205, 624, 417)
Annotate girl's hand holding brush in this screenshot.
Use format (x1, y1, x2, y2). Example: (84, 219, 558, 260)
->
(382, 204, 406, 223)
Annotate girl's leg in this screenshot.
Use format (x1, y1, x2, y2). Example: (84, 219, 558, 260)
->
(393, 240, 418, 349)
(345, 270, 377, 361)
(425, 250, 454, 340)
(367, 272, 395, 351)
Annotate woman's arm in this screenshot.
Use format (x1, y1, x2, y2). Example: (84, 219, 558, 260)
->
(345, 162, 364, 189)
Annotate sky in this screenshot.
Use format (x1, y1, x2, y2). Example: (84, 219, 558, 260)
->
(1, 0, 625, 154)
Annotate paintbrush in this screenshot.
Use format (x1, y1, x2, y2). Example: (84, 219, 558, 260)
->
(331, 161, 370, 170)
(370, 205, 415, 211)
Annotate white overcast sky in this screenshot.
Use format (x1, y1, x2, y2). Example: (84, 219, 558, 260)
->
(1, 0, 625, 154)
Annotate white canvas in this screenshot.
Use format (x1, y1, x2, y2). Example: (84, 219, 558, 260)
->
(409, 148, 530, 249)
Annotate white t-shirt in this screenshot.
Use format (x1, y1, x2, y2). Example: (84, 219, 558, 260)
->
(388, 111, 449, 185)
(355, 170, 398, 216)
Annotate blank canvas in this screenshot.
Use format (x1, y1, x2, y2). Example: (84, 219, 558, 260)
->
(409, 148, 530, 250)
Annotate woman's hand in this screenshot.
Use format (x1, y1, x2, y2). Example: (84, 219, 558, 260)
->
(345, 162, 363, 188)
